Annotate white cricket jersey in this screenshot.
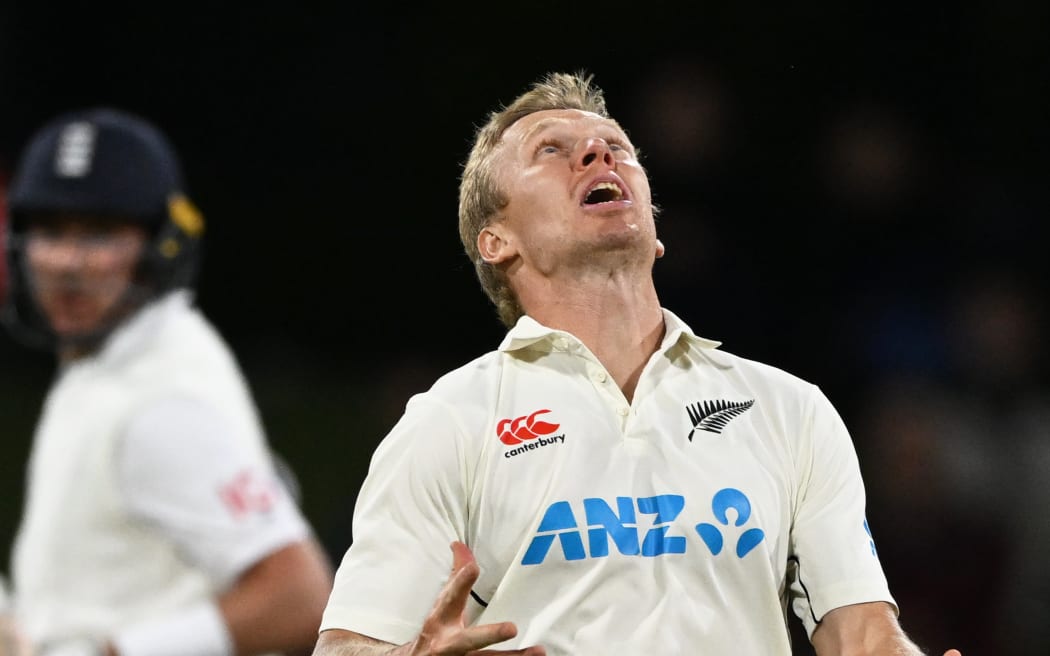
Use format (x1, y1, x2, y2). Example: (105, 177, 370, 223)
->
(322, 309, 895, 654)
(11, 290, 309, 654)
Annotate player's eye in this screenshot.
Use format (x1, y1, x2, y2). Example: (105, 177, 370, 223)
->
(606, 138, 634, 155)
(536, 139, 561, 155)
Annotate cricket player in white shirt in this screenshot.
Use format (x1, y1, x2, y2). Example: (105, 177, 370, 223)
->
(312, 72, 963, 656)
(1, 107, 333, 656)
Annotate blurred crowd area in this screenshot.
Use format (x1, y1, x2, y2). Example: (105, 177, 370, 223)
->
(1, 12, 1048, 653)
(619, 59, 1050, 654)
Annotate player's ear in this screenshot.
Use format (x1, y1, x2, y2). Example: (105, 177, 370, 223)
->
(478, 223, 516, 264)
(655, 238, 665, 259)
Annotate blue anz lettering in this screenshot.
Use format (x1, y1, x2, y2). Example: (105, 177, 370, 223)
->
(585, 497, 639, 557)
(695, 487, 765, 558)
(522, 501, 585, 565)
(522, 489, 766, 565)
(638, 495, 687, 556)
(522, 494, 686, 565)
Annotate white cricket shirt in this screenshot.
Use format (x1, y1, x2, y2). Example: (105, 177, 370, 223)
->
(322, 309, 896, 654)
(11, 290, 309, 654)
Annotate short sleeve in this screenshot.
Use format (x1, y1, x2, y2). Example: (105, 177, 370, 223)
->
(788, 385, 896, 636)
(117, 396, 309, 588)
(321, 393, 468, 644)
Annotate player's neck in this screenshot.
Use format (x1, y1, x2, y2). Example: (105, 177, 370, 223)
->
(524, 282, 664, 403)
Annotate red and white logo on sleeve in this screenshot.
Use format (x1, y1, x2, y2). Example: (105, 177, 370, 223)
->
(218, 469, 279, 518)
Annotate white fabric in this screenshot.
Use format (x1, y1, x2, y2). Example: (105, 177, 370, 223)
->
(322, 309, 895, 655)
(10, 290, 308, 652)
(112, 601, 232, 656)
(119, 396, 308, 587)
(37, 637, 102, 656)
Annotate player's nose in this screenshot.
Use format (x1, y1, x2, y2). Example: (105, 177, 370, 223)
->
(574, 138, 615, 170)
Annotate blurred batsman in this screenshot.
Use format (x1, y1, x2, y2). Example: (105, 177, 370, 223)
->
(0, 108, 333, 656)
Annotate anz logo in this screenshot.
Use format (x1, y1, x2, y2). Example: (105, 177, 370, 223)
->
(522, 487, 765, 565)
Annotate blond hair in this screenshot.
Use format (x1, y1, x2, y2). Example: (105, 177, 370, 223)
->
(457, 71, 610, 328)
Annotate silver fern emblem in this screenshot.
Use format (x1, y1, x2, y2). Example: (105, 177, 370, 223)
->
(686, 399, 755, 440)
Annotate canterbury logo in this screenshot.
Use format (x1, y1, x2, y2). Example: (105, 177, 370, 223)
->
(497, 409, 560, 445)
(686, 399, 754, 440)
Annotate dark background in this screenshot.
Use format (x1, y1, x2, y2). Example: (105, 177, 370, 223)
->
(2, 3, 1049, 654)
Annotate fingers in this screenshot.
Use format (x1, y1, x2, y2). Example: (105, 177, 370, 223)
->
(413, 615, 521, 655)
(451, 621, 518, 653)
(450, 541, 475, 575)
(411, 543, 544, 656)
(434, 542, 479, 626)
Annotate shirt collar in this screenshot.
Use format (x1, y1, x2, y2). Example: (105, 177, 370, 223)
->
(498, 308, 722, 355)
(81, 289, 194, 370)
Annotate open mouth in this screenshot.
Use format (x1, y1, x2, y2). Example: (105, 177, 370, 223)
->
(583, 181, 625, 205)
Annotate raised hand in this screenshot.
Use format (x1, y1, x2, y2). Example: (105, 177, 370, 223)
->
(403, 541, 544, 656)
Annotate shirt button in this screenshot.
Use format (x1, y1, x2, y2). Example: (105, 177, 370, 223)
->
(554, 337, 569, 350)
(592, 370, 608, 383)
(617, 406, 629, 417)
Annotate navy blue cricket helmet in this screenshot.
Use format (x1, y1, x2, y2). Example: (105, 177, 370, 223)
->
(2, 107, 205, 348)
